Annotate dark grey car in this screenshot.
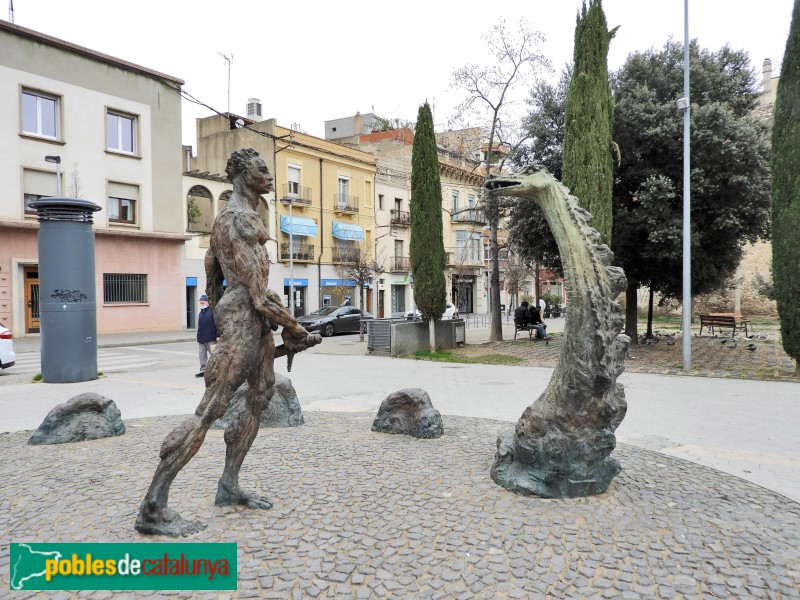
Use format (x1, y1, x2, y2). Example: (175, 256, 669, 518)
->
(296, 306, 374, 337)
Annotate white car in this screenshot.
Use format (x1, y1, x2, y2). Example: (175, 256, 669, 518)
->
(406, 302, 458, 320)
(0, 322, 16, 370)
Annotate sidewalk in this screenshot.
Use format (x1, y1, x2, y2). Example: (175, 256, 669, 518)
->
(12, 329, 196, 354)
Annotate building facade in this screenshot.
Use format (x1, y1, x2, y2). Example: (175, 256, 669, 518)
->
(188, 113, 377, 317)
(0, 21, 186, 337)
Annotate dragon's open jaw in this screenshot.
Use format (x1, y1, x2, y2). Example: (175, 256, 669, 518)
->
(484, 178, 523, 196)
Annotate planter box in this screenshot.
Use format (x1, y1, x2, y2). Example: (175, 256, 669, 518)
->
(367, 319, 465, 357)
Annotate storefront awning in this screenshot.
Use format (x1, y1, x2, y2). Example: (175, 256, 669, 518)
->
(331, 221, 364, 241)
(280, 216, 318, 237)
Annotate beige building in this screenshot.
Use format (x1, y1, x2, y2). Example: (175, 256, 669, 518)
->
(331, 118, 489, 315)
(187, 113, 377, 316)
(0, 21, 186, 337)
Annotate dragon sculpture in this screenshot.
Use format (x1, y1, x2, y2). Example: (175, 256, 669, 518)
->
(484, 166, 630, 498)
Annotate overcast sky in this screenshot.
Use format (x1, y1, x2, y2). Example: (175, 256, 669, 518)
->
(8, 0, 795, 146)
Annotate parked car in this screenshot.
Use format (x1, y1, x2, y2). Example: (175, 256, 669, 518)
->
(0, 322, 16, 370)
(297, 306, 374, 337)
(406, 302, 458, 320)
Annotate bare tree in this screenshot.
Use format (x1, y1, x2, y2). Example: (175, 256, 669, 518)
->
(67, 161, 82, 198)
(337, 242, 386, 341)
(450, 18, 551, 341)
(504, 253, 532, 312)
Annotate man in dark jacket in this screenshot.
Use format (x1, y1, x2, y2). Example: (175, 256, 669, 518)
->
(196, 294, 220, 377)
(514, 301, 530, 328)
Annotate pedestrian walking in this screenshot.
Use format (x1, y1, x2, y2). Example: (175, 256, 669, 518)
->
(196, 294, 219, 377)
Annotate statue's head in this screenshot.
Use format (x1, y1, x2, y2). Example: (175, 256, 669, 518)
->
(226, 148, 273, 196)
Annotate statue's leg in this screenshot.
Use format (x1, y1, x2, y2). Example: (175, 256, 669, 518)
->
(135, 312, 258, 535)
(216, 327, 276, 508)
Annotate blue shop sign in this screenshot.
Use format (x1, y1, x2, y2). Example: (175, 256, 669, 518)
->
(321, 279, 356, 287)
(283, 278, 309, 286)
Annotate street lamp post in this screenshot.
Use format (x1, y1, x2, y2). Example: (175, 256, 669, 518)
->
(281, 197, 295, 317)
(45, 155, 61, 196)
(680, 0, 692, 370)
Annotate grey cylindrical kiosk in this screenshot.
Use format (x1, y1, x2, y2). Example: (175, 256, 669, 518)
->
(29, 198, 102, 383)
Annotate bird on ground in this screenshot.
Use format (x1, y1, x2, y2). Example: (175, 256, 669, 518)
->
(720, 339, 728, 344)
(728, 342, 738, 349)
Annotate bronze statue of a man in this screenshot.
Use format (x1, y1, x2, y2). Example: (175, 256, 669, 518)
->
(135, 148, 320, 536)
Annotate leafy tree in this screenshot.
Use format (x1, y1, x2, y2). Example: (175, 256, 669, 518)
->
(410, 102, 447, 351)
(562, 0, 617, 245)
(772, 0, 800, 376)
(612, 40, 771, 338)
(508, 68, 569, 275)
(450, 18, 550, 341)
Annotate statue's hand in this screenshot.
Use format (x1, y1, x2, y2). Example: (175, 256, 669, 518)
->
(281, 326, 321, 353)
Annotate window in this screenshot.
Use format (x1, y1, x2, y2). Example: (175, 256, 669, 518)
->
(108, 182, 139, 224)
(471, 233, 482, 262)
(338, 177, 349, 209)
(22, 169, 58, 215)
(452, 190, 459, 220)
(287, 165, 300, 197)
(468, 194, 475, 209)
(103, 273, 147, 304)
(107, 111, 136, 154)
(378, 194, 384, 210)
(395, 198, 402, 211)
(22, 90, 59, 138)
(455, 230, 467, 262)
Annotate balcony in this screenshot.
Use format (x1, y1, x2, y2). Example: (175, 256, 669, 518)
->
(451, 209, 486, 224)
(332, 246, 360, 263)
(391, 256, 411, 272)
(334, 194, 359, 214)
(446, 248, 483, 267)
(280, 243, 315, 262)
(280, 184, 313, 207)
(390, 209, 410, 228)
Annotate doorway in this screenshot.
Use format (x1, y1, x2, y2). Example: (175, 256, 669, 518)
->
(186, 285, 197, 329)
(378, 289, 385, 318)
(24, 267, 40, 333)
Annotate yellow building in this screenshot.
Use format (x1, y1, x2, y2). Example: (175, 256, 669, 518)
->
(189, 114, 376, 316)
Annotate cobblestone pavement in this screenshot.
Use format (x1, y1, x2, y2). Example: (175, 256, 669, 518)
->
(452, 330, 799, 382)
(2, 412, 799, 599)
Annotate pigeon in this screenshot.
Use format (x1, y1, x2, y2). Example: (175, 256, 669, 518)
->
(728, 342, 738, 349)
(759, 334, 768, 340)
(745, 343, 756, 351)
(720, 339, 728, 344)
(665, 338, 676, 346)
(745, 335, 757, 341)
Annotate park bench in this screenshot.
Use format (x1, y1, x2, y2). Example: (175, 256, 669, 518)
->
(699, 313, 750, 338)
(514, 320, 534, 340)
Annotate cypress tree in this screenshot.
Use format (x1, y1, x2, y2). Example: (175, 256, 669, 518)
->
(562, 0, 616, 244)
(772, 0, 800, 376)
(410, 102, 447, 351)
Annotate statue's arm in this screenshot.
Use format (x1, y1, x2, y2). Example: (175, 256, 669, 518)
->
(204, 249, 225, 310)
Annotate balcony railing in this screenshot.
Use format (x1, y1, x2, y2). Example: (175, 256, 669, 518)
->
(280, 243, 315, 262)
(446, 248, 483, 266)
(332, 246, 360, 263)
(334, 194, 359, 213)
(280, 184, 313, 206)
(391, 256, 411, 272)
(390, 209, 410, 227)
(451, 209, 486, 224)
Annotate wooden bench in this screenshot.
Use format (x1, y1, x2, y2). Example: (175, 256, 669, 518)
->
(699, 313, 750, 338)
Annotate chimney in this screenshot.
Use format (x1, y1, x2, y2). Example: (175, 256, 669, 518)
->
(246, 98, 263, 122)
(354, 111, 363, 135)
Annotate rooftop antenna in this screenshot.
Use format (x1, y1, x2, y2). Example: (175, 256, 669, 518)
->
(219, 52, 233, 113)
(9, 0, 14, 23)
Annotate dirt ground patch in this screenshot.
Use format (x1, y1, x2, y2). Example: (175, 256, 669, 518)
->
(451, 328, 798, 382)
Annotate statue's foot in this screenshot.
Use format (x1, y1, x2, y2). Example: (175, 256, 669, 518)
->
(215, 482, 273, 509)
(135, 506, 207, 536)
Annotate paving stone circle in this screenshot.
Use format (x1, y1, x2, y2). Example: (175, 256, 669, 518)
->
(1, 412, 798, 598)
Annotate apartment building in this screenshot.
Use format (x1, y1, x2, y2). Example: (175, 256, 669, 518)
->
(330, 117, 488, 315)
(0, 21, 186, 337)
(187, 113, 377, 316)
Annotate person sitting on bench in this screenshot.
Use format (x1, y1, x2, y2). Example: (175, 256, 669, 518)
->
(526, 304, 548, 341)
(514, 301, 531, 329)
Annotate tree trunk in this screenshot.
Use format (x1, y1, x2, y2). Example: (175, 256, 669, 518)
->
(646, 286, 655, 338)
(429, 319, 436, 353)
(359, 287, 366, 342)
(534, 260, 541, 303)
(624, 278, 638, 340)
(489, 218, 503, 341)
